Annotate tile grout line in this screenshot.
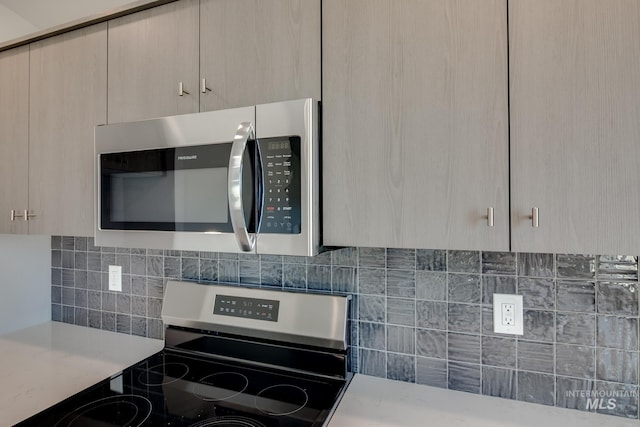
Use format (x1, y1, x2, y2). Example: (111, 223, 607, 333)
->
(552, 252, 558, 405)
(445, 249, 449, 391)
(413, 249, 418, 383)
(514, 251, 519, 400)
(479, 250, 483, 395)
(593, 254, 598, 402)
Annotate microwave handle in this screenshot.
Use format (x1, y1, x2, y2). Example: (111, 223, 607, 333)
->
(255, 141, 265, 235)
(228, 122, 257, 251)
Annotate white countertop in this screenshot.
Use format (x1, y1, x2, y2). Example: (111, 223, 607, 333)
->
(0, 321, 163, 426)
(330, 374, 638, 427)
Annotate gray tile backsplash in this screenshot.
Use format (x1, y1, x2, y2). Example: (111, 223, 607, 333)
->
(50, 237, 640, 419)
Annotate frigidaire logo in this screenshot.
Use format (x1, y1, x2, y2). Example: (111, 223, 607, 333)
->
(177, 155, 197, 160)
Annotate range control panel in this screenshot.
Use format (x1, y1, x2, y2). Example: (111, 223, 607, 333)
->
(214, 295, 280, 322)
(260, 137, 301, 234)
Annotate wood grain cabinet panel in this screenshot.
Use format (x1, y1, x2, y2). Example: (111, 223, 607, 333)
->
(28, 24, 108, 236)
(107, 0, 199, 123)
(107, 0, 318, 117)
(322, 0, 509, 250)
(200, 0, 321, 112)
(510, 0, 640, 254)
(0, 46, 29, 234)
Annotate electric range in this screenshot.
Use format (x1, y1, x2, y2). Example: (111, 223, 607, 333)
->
(15, 281, 351, 427)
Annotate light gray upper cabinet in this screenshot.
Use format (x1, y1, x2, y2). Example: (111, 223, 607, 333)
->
(199, 0, 321, 112)
(107, 0, 199, 123)
(28, 24, 108, 237)
(107, 0, 319, 121)
(510, 0, 640, 254)
(322, 0, 509, 250)
(0, 46, 29, 235)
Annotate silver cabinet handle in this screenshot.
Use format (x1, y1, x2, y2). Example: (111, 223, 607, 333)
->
(10, 209, 23, 221)
(10, 209, 34, 222)
(201, 78, 212, 93)
(486, 207, 494, 227)
(228, 122, 256, 252)
(530, 207, 539, 227)
(178, 81, 189, 96)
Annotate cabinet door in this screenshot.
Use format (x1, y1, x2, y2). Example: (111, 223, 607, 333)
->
(29, 24, 108, 236)
(200, 0, 321, 112)
(323, 0, 509, 250)
(0, 46, 29, 234)
(510, 0, 640, 254)
(108, 0, 199, 123)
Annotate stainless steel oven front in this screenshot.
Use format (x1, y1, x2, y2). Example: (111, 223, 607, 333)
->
(94, 98, 320, 256)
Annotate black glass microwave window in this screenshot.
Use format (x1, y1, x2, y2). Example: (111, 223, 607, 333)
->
(259, 136, 302, 234)
(100, 143, 257, 233)
(108, 168, 228, 224)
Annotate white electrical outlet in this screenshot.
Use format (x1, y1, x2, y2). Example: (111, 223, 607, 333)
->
(108, 265, 122, 292)
(502, 303, 515, 325)
(493, 294, 523, 335)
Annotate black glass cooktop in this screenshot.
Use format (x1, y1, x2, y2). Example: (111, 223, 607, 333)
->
(15, 350, 345, 427)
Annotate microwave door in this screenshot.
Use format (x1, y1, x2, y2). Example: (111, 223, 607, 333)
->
(95, 106, 258, 252)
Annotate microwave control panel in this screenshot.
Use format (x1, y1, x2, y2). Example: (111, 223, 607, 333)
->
(260, 137, 301, 234)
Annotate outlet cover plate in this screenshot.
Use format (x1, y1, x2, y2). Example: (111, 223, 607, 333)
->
(108, 265, 122, 292)
(493, 293, 523, 335)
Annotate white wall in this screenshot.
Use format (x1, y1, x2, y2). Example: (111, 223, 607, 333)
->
(0, 0, 138, 44)
(0, 234, 50, 335)
(0, 3, 38, 43)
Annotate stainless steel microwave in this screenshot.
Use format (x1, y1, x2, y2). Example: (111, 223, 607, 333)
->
(94, 98, 320, 256)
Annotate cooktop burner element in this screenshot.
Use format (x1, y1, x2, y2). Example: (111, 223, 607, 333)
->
(137, 362, 189, 386)
(189, 416, 266, 427)
(16, 281, 351, 427)
(255, 384, 309, 416)
(193, 372, 249, 401)
(53, 394, 152, 427)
